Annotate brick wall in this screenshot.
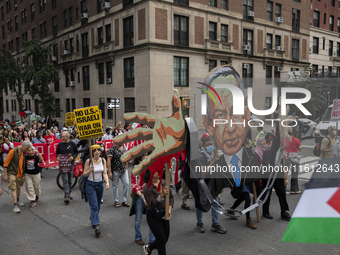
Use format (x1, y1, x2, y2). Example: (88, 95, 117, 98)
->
(195, 16, 204, 45)
(115, 18, 119, 47)
(284, 35, 289, 57)
(257, 29, 263, 54)
(155, 8, 167, 40)
(138, 8, 146, 41)
(233, 24, 239, 50)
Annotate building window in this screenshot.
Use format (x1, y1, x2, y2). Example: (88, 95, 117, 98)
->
(82, 33, 89, 57)
(98, 27, 103, 45)
(209, 0, 216, 7)
(70, 69, 75, 82)
(337, 42, 340, 57)
(2, 26, 4, 41)
(331, 0, 335, 6)
(324, 13, 326, 24)
(266, 33, 272, 49)
(16, 37, 19, 52)
(40, 23, 44, 39)
(275, 35, 281, 47)
(6, 100, 8, 112)
(125, 98, 135, 113)
(221, 24, 228, 42)
(66, 99, 71, 113)
(328, 66, 333, 77)
(83, 66, 90, 90)
(313, 37, 319, 54)
(242, 64, 253, 88)
(292, 9, 300, 32)
(124, 57, 134, 88)
(220, 61, 228, 65)
(209, 22, 217, 40)
(81, 0, 88, 25)
(99, 98, 105, 119)
(174, 56, 188, 86)
(243, 29, 253, 55)
(53, 44, 58, 64)
(123, 16, 134, 48)
(97, 0, 103, 14)
(314, 11, 320, 27)
(329, 40, 333, 56)
(123, 0, 133, 8)
(243, 0, 254, 20)
(209, 60, 217, 72)
(52, 16, 57, 37)
(275, 3, 281, 18)
(330, 15, 334, 31)
(72, 98, 76, 111)
(64, 10, 68, 29)
(55, 99, 60, 118)
(69, 7, 73, 26)
(83, 98, 90, 107)
(106, 61, 112, 80)
(274, 67, 281, 84)
(323, 38, 325, 50)
(1, 6, 3, 21)
(15, 15, 18, 32)
(291, 38, 299, 61)
(267, 1, 273, 21)
(54, 79, 59, 92)
(174, 15, 189, 46)
(265, 97, 272, 118)
(107, 98, 113, 119)
(70, 38, 74, 53)
(221, 0, 228, 10)
(266, 66, 272, 84)
(99, 63, 104, 84)
(31, 4, 35, 22)
(52, 0, 57, 10)
(174, 0, 189, 5)
(65, 70, 69, 87)
(64, 40, 69, 51)
(106, 24, 111, 42)
(293, 0, 301, 2)
(31, 28, 35, 38)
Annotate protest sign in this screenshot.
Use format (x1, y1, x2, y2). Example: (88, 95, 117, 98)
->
(331, 99, 340, 122)
(96, 139, 114, 153)
(59, 154, 72, 173)
(65, 112, 76, 127)
(74, 106, 103, 140)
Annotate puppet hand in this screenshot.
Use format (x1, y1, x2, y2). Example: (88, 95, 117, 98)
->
(114, 90, 186, 176)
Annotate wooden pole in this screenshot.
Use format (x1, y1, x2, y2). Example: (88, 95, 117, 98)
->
(88, 139, 95, 180)
(252, 181, 260, 222)
(336, 122, 338, 140)
(164, 163, 170, 220)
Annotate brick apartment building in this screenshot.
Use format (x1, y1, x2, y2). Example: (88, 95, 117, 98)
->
(0, 0, 310, 127)
(309, 0, 340, 104)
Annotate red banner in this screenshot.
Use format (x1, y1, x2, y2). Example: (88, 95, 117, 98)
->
(14, 139, 62, 168)
(96, 139, 114, 153)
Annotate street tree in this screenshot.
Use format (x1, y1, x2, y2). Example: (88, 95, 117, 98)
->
(22, 38, 60, 123)
(0, 49, 25, 117)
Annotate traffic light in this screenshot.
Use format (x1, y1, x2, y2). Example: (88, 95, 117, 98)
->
(181, 98, 190, 108)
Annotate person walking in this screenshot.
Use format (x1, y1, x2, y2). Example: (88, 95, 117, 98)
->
(320, 126, 336, 159)
(130, 156, 155, 246)
(107, 144, 130, 207)
(56, 131, 78, 204)
(25, 146, 43, 207)
(83, 144, 109, 237)
(286, 128, 302, 194)
(143, 170, 174, 255)
(3, 140, 32, 213)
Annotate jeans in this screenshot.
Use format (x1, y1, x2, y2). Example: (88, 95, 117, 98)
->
(135, 196, 155, 243)
(85, 180, 104, 226)
(196, 183, 219, 225)
(112, 170, 129, 203)
(61, 172, 72, 199)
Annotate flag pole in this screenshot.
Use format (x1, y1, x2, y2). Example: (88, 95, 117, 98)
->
(89, 139, 95, 180)
(164, 163, 170, 220)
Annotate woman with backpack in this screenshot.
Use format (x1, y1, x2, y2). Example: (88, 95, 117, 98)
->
(83, 144, 109, 237)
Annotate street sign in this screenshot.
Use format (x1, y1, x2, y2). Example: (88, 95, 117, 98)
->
(108, 98, 120, 109)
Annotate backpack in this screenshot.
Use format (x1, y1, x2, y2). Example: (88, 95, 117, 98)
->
(313, 137, 330, 157)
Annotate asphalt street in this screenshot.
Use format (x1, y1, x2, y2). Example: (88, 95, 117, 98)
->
(0, 137, 339, 255)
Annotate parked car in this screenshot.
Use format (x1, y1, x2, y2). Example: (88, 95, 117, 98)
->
(299, 118, 317, 139)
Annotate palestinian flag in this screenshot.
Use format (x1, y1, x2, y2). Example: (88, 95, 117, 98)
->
(282, 157, 340, 245)
(19, 110, 32, 119)
(13, 121, 21, 125)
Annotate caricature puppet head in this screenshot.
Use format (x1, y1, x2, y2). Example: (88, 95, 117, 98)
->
(202, 66, 251, 155)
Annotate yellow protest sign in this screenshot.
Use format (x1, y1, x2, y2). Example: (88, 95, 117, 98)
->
(65, 112, 75, 127)
(74, 106, 103, 140)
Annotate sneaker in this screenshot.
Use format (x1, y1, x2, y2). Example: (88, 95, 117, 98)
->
(246, 218, 257, 229)
(29, 201, 36, 207)
(143, 245, 151, 255)
(196, 223, 205, 233)
(13, 205, 21, 213)
(64, 199, 70, 205)
(181, 204, 190, 210)
(35, 196, 39, 202)
(135, 239, 145, 245)
(17, 201, 24, 207)
(290, 191, 302, 194)
(227, 209, 238, 220)
(211, 224, 227, 234)
(262, 213, 273, 219)
(101, 198, 104, 204)
(95, 225, 101, 237)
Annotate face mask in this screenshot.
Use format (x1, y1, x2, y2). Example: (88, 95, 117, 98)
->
(206, 145, 214, 154)
(110, 131, 112, 135)
(101, 147, 105, 151)
(333, 131, 337, 136)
